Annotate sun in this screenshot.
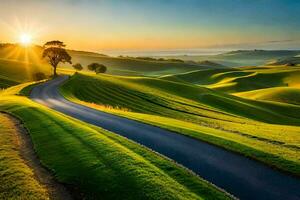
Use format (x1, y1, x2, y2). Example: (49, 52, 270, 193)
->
(19, 33, 32, 46)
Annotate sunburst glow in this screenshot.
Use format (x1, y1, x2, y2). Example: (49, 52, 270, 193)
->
(19, 33, 32, 46)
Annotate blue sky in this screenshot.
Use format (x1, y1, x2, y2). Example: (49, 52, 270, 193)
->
(0, 0, 299, 51)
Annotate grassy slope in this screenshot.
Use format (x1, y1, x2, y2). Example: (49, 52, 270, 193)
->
(165, 65, 300, 107)
(69, 50, 208, 75)
(161, 66, 300, 93)
(160, 68, 237, 85)
(0, 114, 49, 199)
(235, 87, 300, 105)
(60, 73, 300, 176)
(0, 85, 230, 200)
(0, 44, 212, 83)
(0, 58, 50, 81)
(0, 75, 18, 89)
(0, 45, 51, 85)
(62, 73, 300, 125)
(208, 67, 300, 93)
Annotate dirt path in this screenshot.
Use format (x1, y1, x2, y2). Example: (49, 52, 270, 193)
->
(5, 113, 73, 200)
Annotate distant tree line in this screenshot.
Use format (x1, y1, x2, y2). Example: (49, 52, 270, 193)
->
(118, 55, 184, 63)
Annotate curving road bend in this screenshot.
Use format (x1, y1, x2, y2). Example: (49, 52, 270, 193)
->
(30, 76, 300, 200)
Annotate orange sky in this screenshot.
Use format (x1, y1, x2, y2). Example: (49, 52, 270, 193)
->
(0, 0, 299, 53)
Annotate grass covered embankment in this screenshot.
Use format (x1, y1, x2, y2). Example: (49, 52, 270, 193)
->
(0, 113, 49, 199)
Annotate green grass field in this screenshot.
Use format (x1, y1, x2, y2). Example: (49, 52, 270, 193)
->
(60, 73, 300, 176)
(0, 83, 231, 200)
(1, 43, 300, 198)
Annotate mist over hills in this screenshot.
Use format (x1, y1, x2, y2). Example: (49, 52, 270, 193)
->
(1, 43, 300, 85)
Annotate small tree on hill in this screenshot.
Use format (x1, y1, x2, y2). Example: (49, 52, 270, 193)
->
(87, 63, 107, 74)
(42, 41, 72, 76)
(72, 63, 83, 71)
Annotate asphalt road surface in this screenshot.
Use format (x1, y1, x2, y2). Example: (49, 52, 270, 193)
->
(30, 76, 300, 200)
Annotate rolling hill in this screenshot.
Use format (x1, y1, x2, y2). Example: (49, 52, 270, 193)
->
(235, 87, 300, 105)
(269, 56, 300, 66)
(161, 65, 300, 93)
(0, 43, 219, 87)
(2, 44, 298, 88)
(0, 44, 51, 86)
(68, 51, 211, 75)
(60, 73, 300, 176)
(159, 50, 300, 67)
(217, 50, 300, 60)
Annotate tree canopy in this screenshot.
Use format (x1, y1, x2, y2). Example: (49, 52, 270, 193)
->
(42, 41, 72, 76)
(44, 40, 66, 48)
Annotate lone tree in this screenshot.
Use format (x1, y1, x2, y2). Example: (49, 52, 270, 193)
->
(87, 63, 107, 74)
(72, 63, 83, 71)
(42, 41, 72, 76)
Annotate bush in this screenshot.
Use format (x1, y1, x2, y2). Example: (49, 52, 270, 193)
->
(88, 63, 107, 74)
(95, 66, 107, 74)
(33, 72, 47, 81)
(72, 63, 83, 71)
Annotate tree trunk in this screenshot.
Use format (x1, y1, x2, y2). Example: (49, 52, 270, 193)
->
(53, 64, 57, 77)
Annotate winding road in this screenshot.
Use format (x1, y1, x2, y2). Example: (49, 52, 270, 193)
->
(30, 76, 300, 200)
